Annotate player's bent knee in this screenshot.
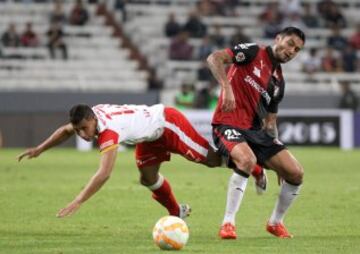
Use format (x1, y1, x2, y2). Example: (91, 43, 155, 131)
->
(232, 154, 256, 173)
(296, 165, 304, 184)
(288, 165, 304, 185)
(139, 175, 156, 187)
(139, 176, 148, 186)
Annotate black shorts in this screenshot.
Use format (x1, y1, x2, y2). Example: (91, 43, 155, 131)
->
(212, 124, 286, 168)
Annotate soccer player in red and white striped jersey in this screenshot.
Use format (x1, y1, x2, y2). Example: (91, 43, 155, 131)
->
(18, 103, 221, 219)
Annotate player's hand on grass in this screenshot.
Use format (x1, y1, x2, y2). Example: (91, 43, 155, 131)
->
(17, 147, 42, 162)
(57, 200, 81, 218)
(221, 86, 236, 112)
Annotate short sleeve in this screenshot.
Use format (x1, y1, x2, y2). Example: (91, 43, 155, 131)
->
(97, 129, 119, 153)
(226, 43, 259, 65)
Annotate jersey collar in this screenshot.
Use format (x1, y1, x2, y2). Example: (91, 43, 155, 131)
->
(93, 109, 107, 134)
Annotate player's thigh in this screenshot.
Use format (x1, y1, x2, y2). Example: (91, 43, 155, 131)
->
(135, 142, 171, 167)
(230, 142, 257, 172)
(138, 164, 161, 186)
(265, 149, 304, 185)
(213, 125, 256, 171)
(164, 107, 209, 164)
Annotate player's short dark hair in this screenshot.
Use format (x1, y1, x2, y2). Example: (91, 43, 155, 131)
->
(69, 104, 95, 125)
(278, 26, 306, 44)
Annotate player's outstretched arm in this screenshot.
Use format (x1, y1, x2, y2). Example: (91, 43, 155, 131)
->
(56, 147, 118, 218)
(17, 123, 75, 162)
(207, 49, 235, 112)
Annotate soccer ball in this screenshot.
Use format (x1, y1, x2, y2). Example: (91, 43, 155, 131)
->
(152, 215, 189, 250)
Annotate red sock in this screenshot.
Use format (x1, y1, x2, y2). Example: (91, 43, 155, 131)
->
(152, 179, 180, 216)
(251, 164, 263, 178)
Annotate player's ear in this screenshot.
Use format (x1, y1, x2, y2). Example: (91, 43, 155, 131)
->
(91, 116, 98, 127)
(275, 34, 281, 43)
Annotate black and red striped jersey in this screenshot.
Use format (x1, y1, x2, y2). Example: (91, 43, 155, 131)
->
(212, 43, 285, 130)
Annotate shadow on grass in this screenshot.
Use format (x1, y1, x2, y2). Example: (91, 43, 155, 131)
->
(2, 229, 359, 254)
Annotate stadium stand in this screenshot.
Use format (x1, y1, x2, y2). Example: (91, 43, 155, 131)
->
(0, 0, 359, 99)
(0, 0, 359, 147)
(0, 1, 148, 92)
(120, 0, 360, 98)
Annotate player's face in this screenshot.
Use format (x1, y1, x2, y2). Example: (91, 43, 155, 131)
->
(73, 117, 97, 141)
(273, 34, 304, 63)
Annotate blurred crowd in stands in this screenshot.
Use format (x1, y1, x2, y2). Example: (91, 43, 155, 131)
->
(0, 0, 92, 60)
(160, 0, 360, 110)
(0, 0, 359, 110)
(164, 0, 359, 71)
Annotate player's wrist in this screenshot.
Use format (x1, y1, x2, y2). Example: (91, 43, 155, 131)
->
(36, 145, 46, 154)
(74, 197, 84, 204)
(222, 83, 231, 89)
(265, 128, 278, 139)
(223, 86, 233, 94)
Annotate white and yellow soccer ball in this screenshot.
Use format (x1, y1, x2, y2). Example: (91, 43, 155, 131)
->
(152, 215, 189, 250)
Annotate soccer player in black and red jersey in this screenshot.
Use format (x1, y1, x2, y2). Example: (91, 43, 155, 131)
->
(207, 27, 305, 239)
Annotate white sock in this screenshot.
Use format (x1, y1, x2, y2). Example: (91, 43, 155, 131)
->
(222, 172, 248, 225)
(269, 181, 301, 225)
(147, 174, 164, 191)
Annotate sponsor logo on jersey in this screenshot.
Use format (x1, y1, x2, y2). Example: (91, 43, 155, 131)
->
(244, 75, 271, 105)
(253, 66, 261, 77)
(235, 52, 246, 62)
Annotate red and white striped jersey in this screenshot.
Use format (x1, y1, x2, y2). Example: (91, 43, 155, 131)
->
(92, 104, 165, 152)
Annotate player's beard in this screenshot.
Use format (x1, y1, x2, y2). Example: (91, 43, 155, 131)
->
(278, 51, 291, 63)
(273, 46, 288, 63)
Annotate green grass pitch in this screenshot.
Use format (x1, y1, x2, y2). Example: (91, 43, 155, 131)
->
(1, 148, 360, 254)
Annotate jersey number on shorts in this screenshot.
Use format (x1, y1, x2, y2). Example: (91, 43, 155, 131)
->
(224, 129, 242, 140)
